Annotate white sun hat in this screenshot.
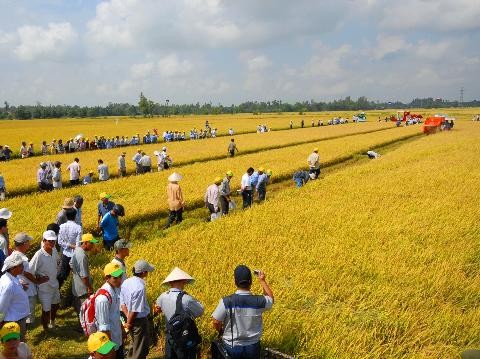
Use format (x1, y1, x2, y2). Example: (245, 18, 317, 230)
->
(162, 267, 194, 285)
(167, 172, 182, 182)
(153, 150, 160, 156)
(0, 208, 12, 220)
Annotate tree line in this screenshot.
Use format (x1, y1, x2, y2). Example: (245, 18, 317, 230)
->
(1, 94, 479, 120)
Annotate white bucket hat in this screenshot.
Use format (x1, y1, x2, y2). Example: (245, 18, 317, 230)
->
(0, 208, 12, 220)
(153, 150, 160, 156)
(2, 252, 24, 272)
(167, 172, 182, 182)
(162, 267, 194, 285)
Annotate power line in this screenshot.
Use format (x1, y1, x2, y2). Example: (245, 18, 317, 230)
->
(460, 87, 464, 105)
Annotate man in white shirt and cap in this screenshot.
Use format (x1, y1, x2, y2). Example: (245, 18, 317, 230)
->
(0, 252, 30, 341)
(205, 177, 222, 221)
(120, 259, 155, 359)
(67, 158, 81, 185)
(240, 168, 254, 209)
(57, 207, 82, 288)
(154, 267, 204, 359)
(0, 208, 12, 257)
(139, 152, 152, 173)
(95, 262, 126, 359)
(29, 230, 61, 331)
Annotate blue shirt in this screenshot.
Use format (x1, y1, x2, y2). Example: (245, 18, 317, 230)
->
(256, 174, 269, 191)
(101, 212, 119, 242)
(98, 201, 115, 218)
(250, 172, 259, 186)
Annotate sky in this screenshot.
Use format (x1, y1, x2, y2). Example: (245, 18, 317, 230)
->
(0, 0, 479, 106)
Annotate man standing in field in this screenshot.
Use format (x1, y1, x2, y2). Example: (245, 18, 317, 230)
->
(71, 233, 98, 316)
(52, 161, 62, 190)
(228, 139, 238, 157)
(256, 168, 271, 202)
(241, 167, 254, 209)
(97, 159, 109, 181)
(67, 158, 81, 185)
(100, 204, 125, 250)
(205, 177, 222, 221)
(120, 259, 155, 359)
(112, 239, 131, 283)
(307, 148, 320, 179)
(219, 171, 234, 215)
(139, 152, 152, 173)
(97, 193, 115, 231)
(164, 173, 185, 229)
(57, 207, 82, 288)
(29, 230, 61, 331)
(118, 152, 127, 177)
(212, 265, 274, 359)
(132, 149, 143, 175)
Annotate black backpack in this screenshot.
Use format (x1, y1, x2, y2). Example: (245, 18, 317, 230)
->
(166, 291, 202, 352)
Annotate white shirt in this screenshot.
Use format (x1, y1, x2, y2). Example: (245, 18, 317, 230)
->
(58, 221, 82, 257)
(307, 153, 320, 169)
(0, 272, 30, 321)
(241, 173, 251, 191)
(132, 153, 142, 164)
(155, 289, 204, 322)
(98, 164, 109, 181)
(13, 250, 37, 297)
(120, 276, 150, 318)
(139, 155, 151, 167)
(67, 161, 80, 180)
(29, 247, 60, 291)
(52, 168, 62, 188)
(95, 283, 122, 350)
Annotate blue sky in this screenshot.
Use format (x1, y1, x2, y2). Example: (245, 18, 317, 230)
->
(0, 0, 478, 105)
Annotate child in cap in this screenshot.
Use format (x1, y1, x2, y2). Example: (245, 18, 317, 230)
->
(0, 322, 32, 359)
(87, 332, 117, 359)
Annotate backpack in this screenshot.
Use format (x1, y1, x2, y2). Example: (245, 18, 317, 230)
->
(79, 288, 112, 336)
(166, 292, 201, 352)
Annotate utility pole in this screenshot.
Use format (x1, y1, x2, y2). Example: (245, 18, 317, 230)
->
(460, 87, 464, 107)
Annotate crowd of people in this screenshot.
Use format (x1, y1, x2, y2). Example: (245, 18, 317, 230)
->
(0, 196, 274, 359)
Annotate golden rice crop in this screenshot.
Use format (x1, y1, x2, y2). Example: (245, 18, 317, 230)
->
(0, 121, 393, 195)
(3, 125, 421, 247)
(119, 122, 480, 358)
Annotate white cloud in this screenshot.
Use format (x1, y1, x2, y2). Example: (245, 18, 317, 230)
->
(246, 55, 272, 72)
(14, 22, 78, 61)
(373, 34, 411, 60)
(303, 44, 351, 79)
(157, 54, 193, 78)
(131, 62, 155, 79)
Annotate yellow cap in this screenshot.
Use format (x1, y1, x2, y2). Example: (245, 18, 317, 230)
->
(258, 167, 264, 172)
(99, 192, 111, 200)
(104, 262, 124, 278)
(226, 170, 233, 177)
(313, 147, 319, 152)
(0, 322, 20, 343)
(81, 233, 99, 244)
(87, 332, 116, 354)
(214, 177, 222, 184)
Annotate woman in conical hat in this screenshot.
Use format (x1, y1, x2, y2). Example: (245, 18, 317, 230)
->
(164, 173, 184, 229)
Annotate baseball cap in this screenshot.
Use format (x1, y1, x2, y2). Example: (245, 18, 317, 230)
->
(133, 259, 155, 274)
(43, 230, 57, 241)
(114, 239, 132, 250)
(14, 232, 33, 244)
(234, 265, 252, 286)
(87, 332, 116, 355)
(99, 192, 112, 200)
(313, 147, 319, 152)
(0, 208, 12, 219)
(226, 170, 233, 177)
(81, 233, 99, 244)
(0, 322, 20, 343)
(214, 177, 222, 184)
(104, 262, 124, 278)
(258, 167, 265, 172)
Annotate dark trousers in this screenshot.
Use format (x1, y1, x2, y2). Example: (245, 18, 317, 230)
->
(258, 188, 266, 201)
(166, 208, 183, 227)
(104, 236, 119, 251)
(130, 317, 150, 359)
(70, 179, 80, 185)
(309, 168, 320, 178)
(220, 196, 229, 215)
(225, 342, 261, 359)
(229, 150, 235, 157)
(57, 254, 71, 288)
(242, 190, 253, 209)
(116, 346, 125, 359)
(142, 166, 151, 173)
(165, 333, 198, 359)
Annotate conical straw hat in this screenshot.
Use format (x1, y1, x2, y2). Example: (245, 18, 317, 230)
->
(162, 267, 194, 284)
(168, 172, 183, 182)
